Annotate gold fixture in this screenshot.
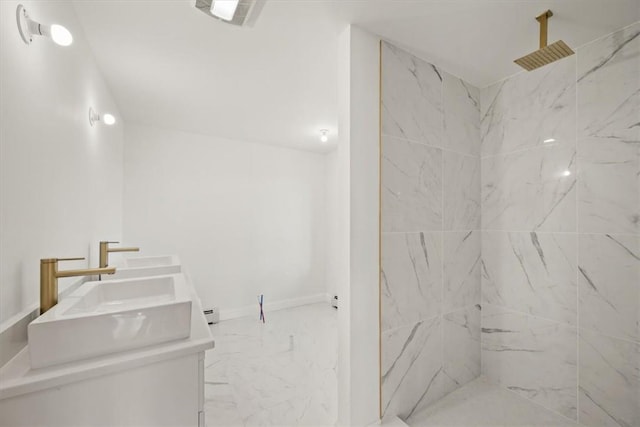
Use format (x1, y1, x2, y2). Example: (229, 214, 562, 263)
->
(514, 10, 575, 71)
(99, 241, 140, 268)
(40, 258, 116, 314)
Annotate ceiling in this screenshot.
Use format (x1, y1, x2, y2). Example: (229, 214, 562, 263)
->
(72, 1, 640, 153)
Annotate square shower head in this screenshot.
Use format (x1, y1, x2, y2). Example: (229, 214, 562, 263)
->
(514, 40, 575, 71)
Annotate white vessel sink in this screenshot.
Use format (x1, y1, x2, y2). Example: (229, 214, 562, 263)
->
(105, 255, 181, 280)
(28, 274, 192, 369)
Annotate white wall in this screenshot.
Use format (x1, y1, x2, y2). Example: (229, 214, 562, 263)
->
(123, 124, 327, 317)
(324, 149, 339, 299)
(0, 0, 124, 323)
(336, 26, 380, 427)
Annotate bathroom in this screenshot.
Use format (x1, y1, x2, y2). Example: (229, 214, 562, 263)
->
(0, 1, 638, 426)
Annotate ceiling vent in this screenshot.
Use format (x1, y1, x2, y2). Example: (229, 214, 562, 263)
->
(195, 0, 266, 27)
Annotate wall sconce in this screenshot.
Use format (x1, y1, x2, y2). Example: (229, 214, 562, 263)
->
(89, 108, 116, 127)
(319, 129, 329, 143)
(16, 4, 73, 46)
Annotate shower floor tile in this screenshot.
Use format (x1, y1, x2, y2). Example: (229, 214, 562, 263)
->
(203, 302, 337, 426)
(406, 377, 578, 427)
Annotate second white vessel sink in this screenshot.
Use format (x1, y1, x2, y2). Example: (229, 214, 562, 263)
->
(123, 255, 177, 268)
(28, 274, 192, 369)
(105, 255, 182, 280)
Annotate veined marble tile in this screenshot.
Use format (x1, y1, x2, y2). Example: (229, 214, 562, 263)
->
(577, 23, 640, 141)
(577, 136, 640, 234)
(482, 231, 577, 325)
(578, 329, 640, 427)
(578, 234, 640, 342)
(406, 377, 579, 427)
(481, 56, 576, 156)
(442, 305, 481, 395)
(204, 383, 244, 426)
(443, 231, 481, 312)
(382, 136, 443, 232)
(443, 71, 481, 155)
(382, 316, 444, 420)
(382, 42, 443, 147)
(482, 144, 577, 232)
(204, 303, 337, 427)
(382, 232, 443, 332)
(576, 24, 640, 234)
(481, 304, 578, 420)
(443, 151, 480, 230)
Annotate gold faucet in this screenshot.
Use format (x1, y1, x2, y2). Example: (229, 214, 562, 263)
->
(99, 241, 140, 268)
(40, 257, 116, 314)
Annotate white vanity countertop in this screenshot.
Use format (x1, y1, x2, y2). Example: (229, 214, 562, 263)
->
(0, 277, 214, 401)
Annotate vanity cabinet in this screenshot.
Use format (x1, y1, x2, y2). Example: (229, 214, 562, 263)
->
(0, 352, 206, 426)
(0, 278, 213, 427)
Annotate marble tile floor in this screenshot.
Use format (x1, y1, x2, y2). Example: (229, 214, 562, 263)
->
(406, 377, 578, 427)
(204, 302, 338, 427)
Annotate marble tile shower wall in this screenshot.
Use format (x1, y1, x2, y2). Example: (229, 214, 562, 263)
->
(380, 41, 482, 420)
(480, 22, 639, 427)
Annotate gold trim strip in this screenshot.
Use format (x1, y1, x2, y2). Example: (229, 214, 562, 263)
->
(378, 38, 383, 422)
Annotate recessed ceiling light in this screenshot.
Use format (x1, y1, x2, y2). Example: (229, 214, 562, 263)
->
(195, 0, 266, 28)
(562, 170, 571, 177)
(210, 0, 240, 21)
(543, 138, 556, 143)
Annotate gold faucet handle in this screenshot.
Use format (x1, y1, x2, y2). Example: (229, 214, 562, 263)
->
(100, 241, 119, 245)
(57, 257, 85, 262)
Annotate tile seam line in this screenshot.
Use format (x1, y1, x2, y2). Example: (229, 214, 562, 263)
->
(575, 327, 640, 346)
(440, 71, 445, 403)
(483, 303, 640, 345)
(481, 302, 577, 328)
(381, 313, 442, 336)
(481, 142, 576, 160)
(480, 231, 640, 236)
(575, 50, 581, 426)
(381, 133, 480, 158)
(381, 230, 480, 235)
(382, 231, 640, 236)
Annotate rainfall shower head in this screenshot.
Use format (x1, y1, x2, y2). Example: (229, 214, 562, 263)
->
(514, 10, 574, 71)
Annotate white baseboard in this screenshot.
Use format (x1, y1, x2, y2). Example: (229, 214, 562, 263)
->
(218, 293, 332, 321)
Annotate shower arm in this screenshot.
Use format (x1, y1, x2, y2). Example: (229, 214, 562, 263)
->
(535, 10, 553, 49)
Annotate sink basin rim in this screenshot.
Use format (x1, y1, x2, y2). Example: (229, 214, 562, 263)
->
(32, 274, 191, 322)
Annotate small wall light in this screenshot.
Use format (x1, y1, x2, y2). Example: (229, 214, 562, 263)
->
(319, 129, 329, 143)
(89, 108, 116, 127)
(16, 4, 73, 46)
